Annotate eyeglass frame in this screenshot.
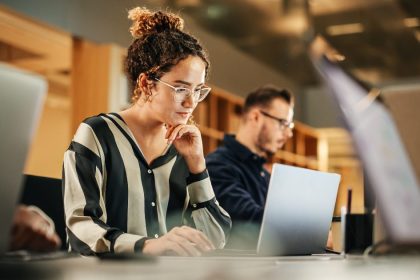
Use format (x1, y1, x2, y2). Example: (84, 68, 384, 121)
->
(259, 110, 294, 130)
(154, 78, 211, 103)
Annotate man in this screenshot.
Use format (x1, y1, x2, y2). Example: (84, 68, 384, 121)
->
(206, 85, 294, 249)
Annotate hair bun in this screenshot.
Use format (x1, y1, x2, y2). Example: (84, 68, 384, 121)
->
(128, 7, 184, 38)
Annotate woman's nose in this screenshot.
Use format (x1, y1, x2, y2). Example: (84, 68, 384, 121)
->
(181, 94, 195, 108)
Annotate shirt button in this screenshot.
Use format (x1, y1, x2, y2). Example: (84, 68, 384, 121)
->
(260, 171, 265, 177)
(192, 204, 197, 208)
(147, 169, 152, 174)
(253, 155, 258, 160)
(154, 234, 159, 238)
(151, 202, 156, 207)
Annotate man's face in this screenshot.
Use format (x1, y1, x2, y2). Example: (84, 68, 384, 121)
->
(255, 98, 294, 156)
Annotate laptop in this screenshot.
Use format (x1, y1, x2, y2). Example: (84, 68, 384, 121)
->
(257, 164, 340, 256)
(311, 48, 420, 246)
(207, 164, 340, 257)
(0, 63, 46, 255)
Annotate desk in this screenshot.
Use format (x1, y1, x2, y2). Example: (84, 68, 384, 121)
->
(1, 255, 420, 280)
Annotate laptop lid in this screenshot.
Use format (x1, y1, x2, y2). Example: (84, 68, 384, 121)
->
(311, 53, 420, 245)
(257, 164, 340, 256)
(0, 63, 46, 254)
(381, 87, 420, 182)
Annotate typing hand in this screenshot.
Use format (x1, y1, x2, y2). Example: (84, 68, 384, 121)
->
(10, 205, 61, 252)
(143, 226, 215, 256)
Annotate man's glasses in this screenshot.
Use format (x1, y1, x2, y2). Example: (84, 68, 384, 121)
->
(260, 110, 294, 130)
(155, 78, 211, 103)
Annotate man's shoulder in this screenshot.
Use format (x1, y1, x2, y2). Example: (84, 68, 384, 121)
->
(206, 146, 239, 162)
(206, 147, 244, 177)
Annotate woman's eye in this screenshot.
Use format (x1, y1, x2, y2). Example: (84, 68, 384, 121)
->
(175, 88, 189, 94)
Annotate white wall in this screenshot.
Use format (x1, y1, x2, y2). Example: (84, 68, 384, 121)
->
(302, 86, 342, 128)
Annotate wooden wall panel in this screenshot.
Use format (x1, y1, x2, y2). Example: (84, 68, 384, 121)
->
(71, 39, 111, 133)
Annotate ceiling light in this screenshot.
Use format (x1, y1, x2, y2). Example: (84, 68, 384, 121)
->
(326, 23, 364, 36)
(403, 18, 420, 28)
(206, 5, 227, 19)
(271, 13, 309, 36)
(174, 0, 201, 7)
(415, 31, 420, 43)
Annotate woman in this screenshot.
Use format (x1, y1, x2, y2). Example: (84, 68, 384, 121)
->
(63, 7, 231, 256)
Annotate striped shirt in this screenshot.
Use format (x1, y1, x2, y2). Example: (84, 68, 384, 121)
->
(62, 113, 231, 255)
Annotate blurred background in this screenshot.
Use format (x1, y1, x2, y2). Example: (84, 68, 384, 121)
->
(1, 1, 419, 247)
(1, 0, 419, 123)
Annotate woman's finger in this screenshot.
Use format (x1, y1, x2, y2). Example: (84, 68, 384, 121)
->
(174, 126, 199, 140)
(191, 230, 215, 250)
(167, 234, 201, 256)
(167, 125, 186, 143)
(167, 124, 200, 142)
(174, 226, 214, 252)
(166, 240, 190, 257)
(165, 124, 175, 139)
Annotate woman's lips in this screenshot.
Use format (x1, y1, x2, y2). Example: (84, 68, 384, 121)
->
(176, 112, 190, 118)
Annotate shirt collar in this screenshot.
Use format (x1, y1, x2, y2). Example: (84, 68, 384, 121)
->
(223, 134, 266, 164)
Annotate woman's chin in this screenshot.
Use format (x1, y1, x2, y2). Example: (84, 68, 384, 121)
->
(166, 119, 188, 127)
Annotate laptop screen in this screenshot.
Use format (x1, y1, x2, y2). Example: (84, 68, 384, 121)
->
(0, 63, 46, 254)
(311, 54, 420, 244)
(257, 164, 340, 256)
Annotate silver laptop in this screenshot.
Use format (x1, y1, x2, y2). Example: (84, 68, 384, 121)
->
(257, 164, 340, 256)
(0, 63, 46, 254)
(312, 53, 420, 245)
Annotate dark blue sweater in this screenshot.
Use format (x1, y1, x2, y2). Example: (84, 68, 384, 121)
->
(206, 134, 270, 249)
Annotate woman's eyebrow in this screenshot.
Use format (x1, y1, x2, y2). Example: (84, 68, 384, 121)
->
(173, 80, 204, 87)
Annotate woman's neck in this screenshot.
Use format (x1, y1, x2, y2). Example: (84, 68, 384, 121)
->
(119, 104, 169, 164)
(126, 103, 164, 131)
(120, 103, 167, 149)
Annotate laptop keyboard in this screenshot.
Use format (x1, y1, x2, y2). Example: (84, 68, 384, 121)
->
(1, 250, 79, 261)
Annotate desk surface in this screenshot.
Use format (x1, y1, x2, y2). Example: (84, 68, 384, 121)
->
(1, 255, 420, 280)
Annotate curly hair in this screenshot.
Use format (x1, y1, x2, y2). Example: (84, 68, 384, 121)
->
(126, 7, 210, 102)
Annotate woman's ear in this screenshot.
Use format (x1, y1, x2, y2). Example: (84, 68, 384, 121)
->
(136, 73, 155, 102)
(138, 73, 151, 93)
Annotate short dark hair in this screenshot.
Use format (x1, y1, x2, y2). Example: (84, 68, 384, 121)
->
(242, 85, 293, 114)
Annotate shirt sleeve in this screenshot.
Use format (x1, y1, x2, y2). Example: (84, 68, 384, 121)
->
(62, 122, 147, 255)
(206, 159, 264, 223)
(185, 170, 231, 249)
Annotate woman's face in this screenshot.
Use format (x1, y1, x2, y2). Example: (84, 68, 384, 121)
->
(148, 56, 206, 126)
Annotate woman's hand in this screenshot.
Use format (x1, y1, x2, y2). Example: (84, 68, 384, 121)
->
(165, 124, 206, 174)
(142, 226, 215, 256)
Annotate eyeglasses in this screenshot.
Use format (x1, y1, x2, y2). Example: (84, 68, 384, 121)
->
(155, 78, 211, 103)
(260, 110, 294, 130)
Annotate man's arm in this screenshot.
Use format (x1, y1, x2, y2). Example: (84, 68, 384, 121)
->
(206, 160, 263, 223)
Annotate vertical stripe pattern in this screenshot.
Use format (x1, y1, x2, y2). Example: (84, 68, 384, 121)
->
(63, 113, 231, 255)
